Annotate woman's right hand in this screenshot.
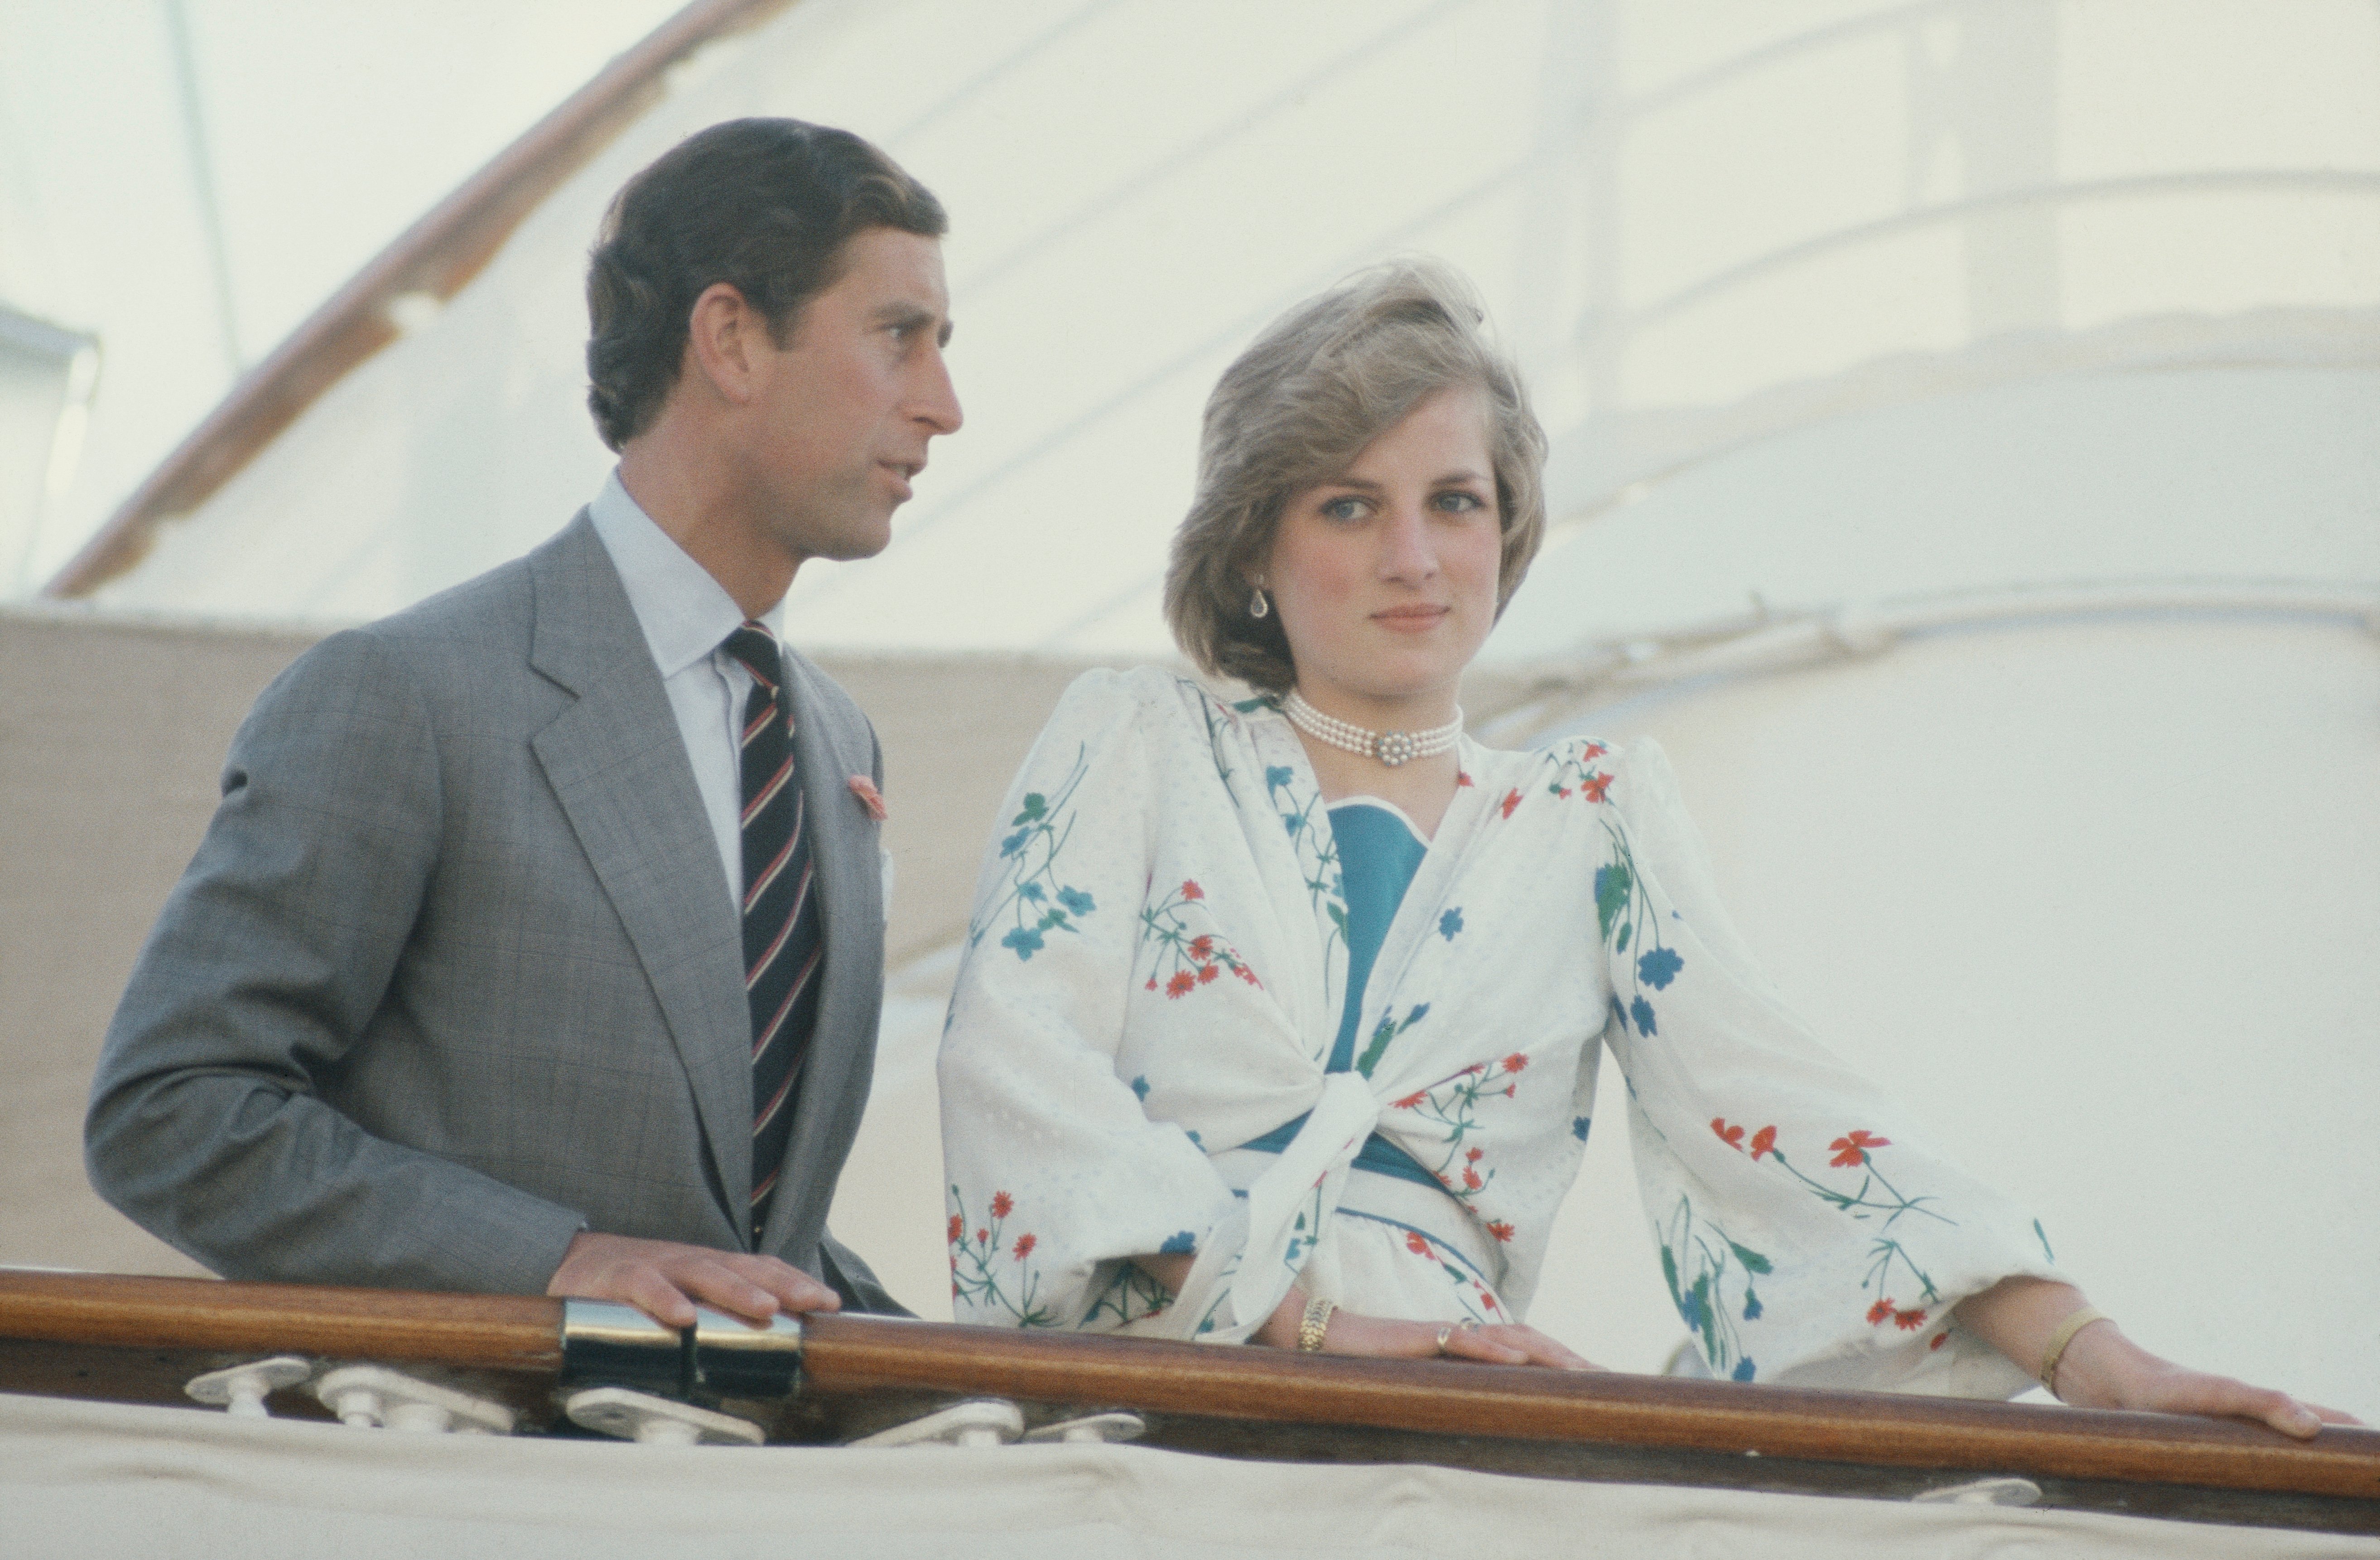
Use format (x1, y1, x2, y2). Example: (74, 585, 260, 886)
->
(1253, 1292, 1600, 1370)
(1335, 1311, 1603, 1370)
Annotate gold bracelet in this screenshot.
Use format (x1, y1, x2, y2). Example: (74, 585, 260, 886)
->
(2039, 1306, 2110, 1396)
(1297, 1294, 1336, 1353)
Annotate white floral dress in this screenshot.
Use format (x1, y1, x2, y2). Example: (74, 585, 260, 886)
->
(938, 667, 2062, 1394)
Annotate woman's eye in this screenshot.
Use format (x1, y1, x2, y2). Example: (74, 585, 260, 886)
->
(1320, 497, 1367, 522)
(1433, 489, 1486, 513)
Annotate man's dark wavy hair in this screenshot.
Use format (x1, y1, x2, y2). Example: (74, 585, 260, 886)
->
(584, 118, 946, 451)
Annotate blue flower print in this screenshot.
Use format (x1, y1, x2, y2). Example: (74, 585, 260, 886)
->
(1637, 946, 1682, 990)
(1630, 995, 1658, 1036)
(1743, 1289, 1763, 1321)
(1265, 765, 1293, 788)
(971, 749, 1099, 961)
(1159, 1231, 1197, 1255)
(1572, 1116, 1592, 1143)
(1438, 907, 1464, 941)
(1131, 1075, 1150, 1100)
(1731, 1358, 1758, 1382)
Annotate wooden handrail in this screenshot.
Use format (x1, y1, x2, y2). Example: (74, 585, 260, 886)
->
(41, 0, 797, 601)
(0, 1271, 559, 1371)
(4, 1270, 2375, 1513)
(801, 1315, 2380, 1502)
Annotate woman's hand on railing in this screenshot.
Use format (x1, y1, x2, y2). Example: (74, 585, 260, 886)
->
(2050, 1322, 2359, 1439)
(1953, 1276, 2360, 1439)
(1247, 1285, 1602, 1370)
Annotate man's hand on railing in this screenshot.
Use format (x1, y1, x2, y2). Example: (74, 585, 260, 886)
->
(545, 1232, 841, 1328)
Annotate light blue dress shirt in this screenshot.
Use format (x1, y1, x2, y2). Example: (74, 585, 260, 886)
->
(586, 470, 785, 914)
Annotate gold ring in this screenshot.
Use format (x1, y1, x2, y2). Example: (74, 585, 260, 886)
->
(1434, 1324, 1454, 1354)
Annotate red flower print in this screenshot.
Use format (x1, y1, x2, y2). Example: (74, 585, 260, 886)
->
(1502, 1085, 1516, 1098)
(1867, 1299, 1895, 1326)
(1830, 1130, 1891, 1168)
(1749, 1125, 1777, 1161)
(976, 1229, 988, 1245)
(1930, 1332, 1949, 1352)
(1582, 742, 1607, 760)
(1145, 977, 1158, 990)
(1465, 1146, 1483, 1162)
(1166, 971, 1196, 998)
(990, 1191, 1014, 1219)
(1189, 935, 1214, 958)
(1462, 1167, 1483, 1191)
(1557, 787, 1572, 799)
(1893, 1307, 1927, 1331)
(1711, 1118, 1746, 1151)
(947, 1214, 963, 1244)
(1499, 788, 1522, 819)
(1482, 1293, 1500, 1311)
(1406, 1230, 1432, 1256)
(1502, 1053, 1528, 1073)
(1457, 771, 1474, 787)
(1234, 965, 1261, 985)
(1580, 772, 1614, 804)
(1012, 1233, 1037, 1260)
(1486, 1221, 1515, 1243)
(1197, 962, 1219, 984)
(1394, 1091, 1426, 1109)
(1180, 880, 1204, 900)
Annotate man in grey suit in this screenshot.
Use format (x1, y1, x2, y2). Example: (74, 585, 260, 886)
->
(86, 119, 960, 1328)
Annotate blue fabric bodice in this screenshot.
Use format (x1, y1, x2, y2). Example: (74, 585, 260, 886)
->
(1237, 799, 1441, 1191)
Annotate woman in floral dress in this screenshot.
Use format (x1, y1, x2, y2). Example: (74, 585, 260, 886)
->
(937, 260, 2343, 1433)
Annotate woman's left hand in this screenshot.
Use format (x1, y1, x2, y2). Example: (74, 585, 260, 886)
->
(1954, 1278, 2361, 1439)
(2054, 1323, 2360, 1439)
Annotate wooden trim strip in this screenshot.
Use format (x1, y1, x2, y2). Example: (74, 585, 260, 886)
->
(5, 1271, 2373, 1509)
(0, 1272, 561, 1372)
(40, 0, 797, 601)
(802, 1316, 2380, 1503)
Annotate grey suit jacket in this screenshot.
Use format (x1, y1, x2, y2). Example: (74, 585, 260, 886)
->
(87, 513, 899, 1306)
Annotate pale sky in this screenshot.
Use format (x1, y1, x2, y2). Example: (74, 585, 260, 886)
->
(0, 0, 685, 588)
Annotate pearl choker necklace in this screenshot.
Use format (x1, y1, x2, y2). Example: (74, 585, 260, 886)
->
(1283, 689, 1463, 768)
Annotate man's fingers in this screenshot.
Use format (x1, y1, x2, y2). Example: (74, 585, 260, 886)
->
(622, 1267, 700, 1329)
(735, 1256, 840, 1315)
(667, 1259, 790, 1324)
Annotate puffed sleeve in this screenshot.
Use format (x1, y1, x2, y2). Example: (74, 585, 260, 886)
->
(938, 671, 1238, 1329)
(1596, 738, 2063, 1395)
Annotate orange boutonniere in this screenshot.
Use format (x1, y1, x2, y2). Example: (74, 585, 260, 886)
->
(847, 775, 887, 821)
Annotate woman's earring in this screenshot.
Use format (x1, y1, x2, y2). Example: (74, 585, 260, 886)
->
(1249, 585, 1269, 619)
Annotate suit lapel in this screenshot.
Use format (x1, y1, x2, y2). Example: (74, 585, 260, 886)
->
(758, 652, 883, 1255)
(525, 515, 752, 1226)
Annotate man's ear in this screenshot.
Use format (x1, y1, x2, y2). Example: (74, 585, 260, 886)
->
(684, 281, 764, 406)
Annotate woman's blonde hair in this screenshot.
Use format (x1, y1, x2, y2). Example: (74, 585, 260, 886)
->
(1163, 259, 1548, 693)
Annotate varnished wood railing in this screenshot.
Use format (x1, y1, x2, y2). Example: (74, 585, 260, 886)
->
(4, 1270, 2374, 1527)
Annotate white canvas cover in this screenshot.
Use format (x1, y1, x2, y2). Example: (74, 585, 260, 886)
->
(3, 1392, 2366, 1560)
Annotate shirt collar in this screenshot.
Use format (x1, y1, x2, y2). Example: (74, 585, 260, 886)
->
(587, 469, 786, 676)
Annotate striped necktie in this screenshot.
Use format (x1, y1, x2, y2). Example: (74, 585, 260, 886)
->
(721, 622, 823, 1242)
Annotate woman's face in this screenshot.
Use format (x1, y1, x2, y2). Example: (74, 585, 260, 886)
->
(1262, 386, 1503, 722)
